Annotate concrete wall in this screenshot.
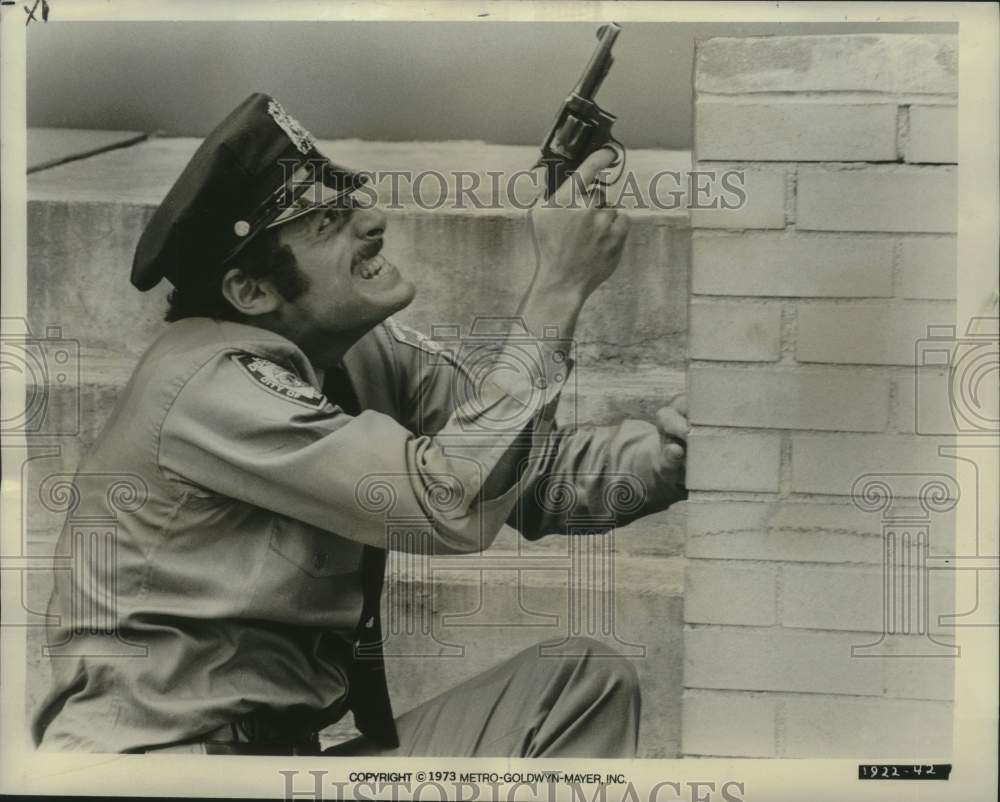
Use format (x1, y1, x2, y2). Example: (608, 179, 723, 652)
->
(683, 33, 959, 758)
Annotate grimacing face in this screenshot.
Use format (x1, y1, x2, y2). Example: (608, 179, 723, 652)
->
(271, 198, 416, 352)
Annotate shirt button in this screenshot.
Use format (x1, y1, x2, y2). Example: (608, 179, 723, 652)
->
(365, 616, 376, 629)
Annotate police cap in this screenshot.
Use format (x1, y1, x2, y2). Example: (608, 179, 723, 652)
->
(131, 92, 368, 291)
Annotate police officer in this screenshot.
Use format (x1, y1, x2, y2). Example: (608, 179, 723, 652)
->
(32, 93, 688, 756)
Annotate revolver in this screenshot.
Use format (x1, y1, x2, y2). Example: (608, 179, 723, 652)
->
(535, 22, 625, 200)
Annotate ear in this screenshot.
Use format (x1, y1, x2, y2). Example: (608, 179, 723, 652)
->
(220, 268, 282, 317)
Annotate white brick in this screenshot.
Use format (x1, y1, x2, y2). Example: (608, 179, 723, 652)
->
(898, 236, 957, 299)
(689, 166, 785, 230)
(797, 302, 957, 365)
(689, 303, 781, 361)
(687, 432, 782, 492)
(685, 563, 777, 626)
(685, 628, 953, 699)
(791, 435, 958, 495)
(695, 35, 958, 95)
(685, 500, 956, 562)
(782, 696, 953, 757)
(688, 366, 890, 431)
(781, 564, 955, 634)
(696, 101, 897, 162)
(682, 691, 776, 757)
(895, 367, 955, 434)
(906, 105, 958, 164)
(797, 167, 957, 233)
(692, 234, 894, 298)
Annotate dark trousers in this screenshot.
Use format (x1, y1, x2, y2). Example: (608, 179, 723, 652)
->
(145, 637, 640, 758)
(325, 637, 640, 758)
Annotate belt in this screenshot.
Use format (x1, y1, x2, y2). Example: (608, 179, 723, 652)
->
(144, 717, 322, 756)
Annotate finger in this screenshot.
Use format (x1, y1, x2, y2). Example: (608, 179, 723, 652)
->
(610, 211, 630, 236)
(667, 392, 687, 417)
(656, 406, 688, 442)
(663, 442, 686, 465)
(587, 184, 608, 209)
(553, 147, 617, 206)
(593, 208, 620, 235)
(528, 164, 549, 206)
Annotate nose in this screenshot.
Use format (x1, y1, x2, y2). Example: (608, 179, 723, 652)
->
(352, 203, 387, 241)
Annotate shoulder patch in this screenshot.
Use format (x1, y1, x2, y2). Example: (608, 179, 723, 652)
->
(384, 318, 457, 364)
(230, 354, 328, 409)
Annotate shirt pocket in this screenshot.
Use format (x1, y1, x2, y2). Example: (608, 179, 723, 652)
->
(268, 515, 350, 578)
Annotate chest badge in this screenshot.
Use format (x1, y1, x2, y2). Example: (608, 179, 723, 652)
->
(231, 353, 329, 409)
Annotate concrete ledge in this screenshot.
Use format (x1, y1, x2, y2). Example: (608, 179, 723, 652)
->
(27, 128, 147, 173)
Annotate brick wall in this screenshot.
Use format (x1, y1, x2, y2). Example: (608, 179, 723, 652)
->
(684, 34, 958, 757)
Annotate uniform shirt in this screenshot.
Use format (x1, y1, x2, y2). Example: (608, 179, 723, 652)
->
(32, 317, 683, 752)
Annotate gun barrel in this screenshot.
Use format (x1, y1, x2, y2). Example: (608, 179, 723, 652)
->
(574, 22, 621, 99)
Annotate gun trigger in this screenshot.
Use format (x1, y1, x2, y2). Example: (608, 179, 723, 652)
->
(606, 141, 624, 168)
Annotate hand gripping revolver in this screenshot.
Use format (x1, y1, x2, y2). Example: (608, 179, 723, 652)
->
(535, 22, 626, 200)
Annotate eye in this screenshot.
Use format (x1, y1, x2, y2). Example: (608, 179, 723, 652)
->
(316, 207, 335, 233)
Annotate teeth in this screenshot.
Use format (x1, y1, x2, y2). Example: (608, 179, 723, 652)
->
(358, 254, 389, 279)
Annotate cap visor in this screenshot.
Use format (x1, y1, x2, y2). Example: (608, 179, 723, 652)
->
(266, 176, 365, 230)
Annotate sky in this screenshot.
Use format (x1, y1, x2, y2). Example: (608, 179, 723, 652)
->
(27, 20, 952, 149)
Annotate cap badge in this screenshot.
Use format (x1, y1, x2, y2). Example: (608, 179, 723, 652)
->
(267, 99, 315, 155)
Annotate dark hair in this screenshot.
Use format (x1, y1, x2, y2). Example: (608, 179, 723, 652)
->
(164, 229, 311, 322)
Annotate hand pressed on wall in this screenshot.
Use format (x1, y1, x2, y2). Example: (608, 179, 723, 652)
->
(655, 394, 688, 479)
